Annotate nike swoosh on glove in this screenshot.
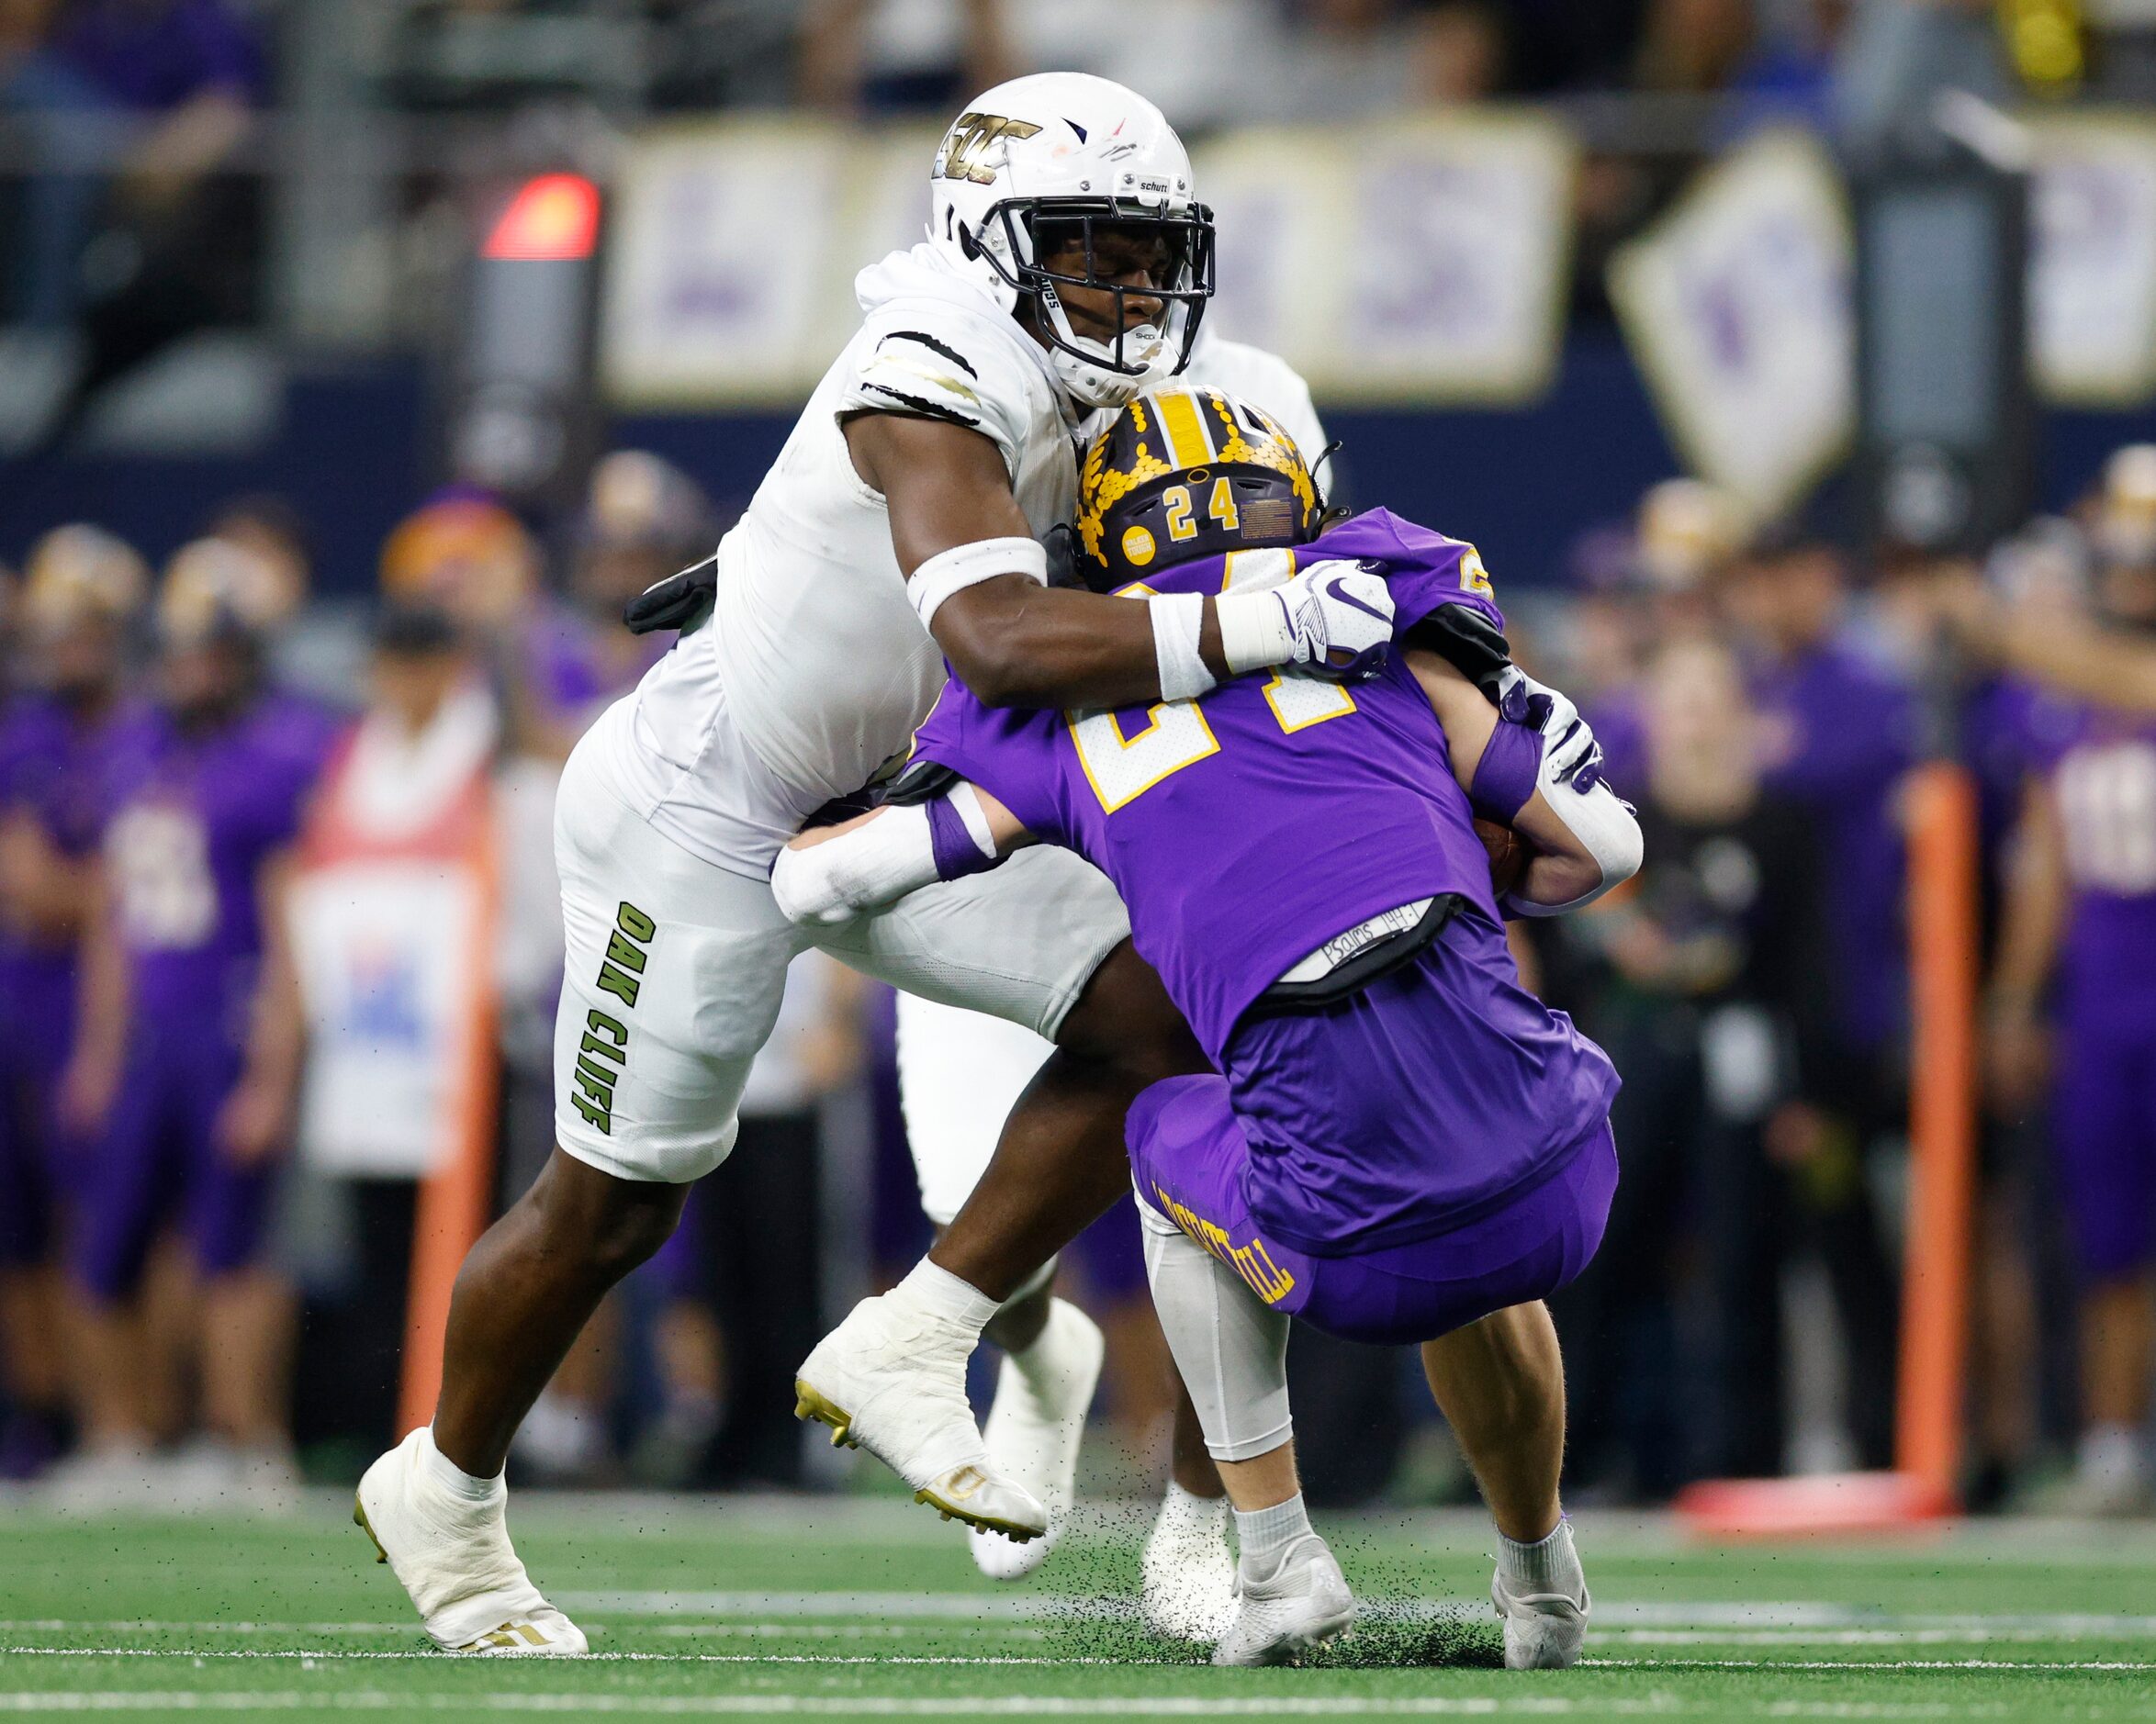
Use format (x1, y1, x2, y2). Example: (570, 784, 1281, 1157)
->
(1286, 560, 1396, 684)
(1494, 666, 1603, 790)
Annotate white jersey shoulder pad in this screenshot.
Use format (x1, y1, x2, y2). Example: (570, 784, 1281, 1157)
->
(838, 300, 1052, 481)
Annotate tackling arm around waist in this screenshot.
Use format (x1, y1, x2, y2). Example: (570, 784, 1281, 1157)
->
(769, 783, 1035, 927)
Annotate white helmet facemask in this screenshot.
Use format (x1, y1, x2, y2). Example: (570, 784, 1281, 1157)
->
(983, 203, 1210, 409)
(926, 74, 1215, 410)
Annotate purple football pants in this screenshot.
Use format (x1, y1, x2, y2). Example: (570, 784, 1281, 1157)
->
(72, 1020, 278, 1302)
(2051, 1003, 2156, 1282)
(1131, 1080, 1616, 1349)
(0, 966, 75, 1267)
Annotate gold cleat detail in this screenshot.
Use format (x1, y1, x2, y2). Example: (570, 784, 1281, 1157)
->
(912, 1483, 1042, 1543)
(796, 1376, 1041, 1543)
(352, 1496, 388, 1564)
(455, 1621, 551, 1652)
(793, 1380, 860, 1450)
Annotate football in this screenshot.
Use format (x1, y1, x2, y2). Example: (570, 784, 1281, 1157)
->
(1475, 816, 1529, 896)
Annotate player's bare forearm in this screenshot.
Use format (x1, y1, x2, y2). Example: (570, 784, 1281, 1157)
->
(74, 869, 128, 1061)
(935, 576, 1223, 709)
(1507, 801, 1607, 908)
(848, 409, 1228, 709)
(1407, 649, 1496, 794)
(244, 850, 308, 1096)
(1407, 646, 1637, 912)
(1971, 604, 2156, 711)
(1989, 776, 2067, 1007)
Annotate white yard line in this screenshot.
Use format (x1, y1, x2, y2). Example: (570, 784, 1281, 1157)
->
(549, 1593, 2156, 1637)
(14, 1604, 2156, 1641)
(6, 1648, 2154, 1674)
(555, 1591, 1099, 1619)
(0, 1624, 1050, 1642)
(0, 1693, 2146, 1718)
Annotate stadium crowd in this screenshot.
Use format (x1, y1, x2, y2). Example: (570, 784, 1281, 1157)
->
(5, 0, 2137, 400)
(3, 431, 2156, 1520)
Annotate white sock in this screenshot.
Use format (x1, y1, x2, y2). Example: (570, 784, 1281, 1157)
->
(1007, 1299, 1091, 1401)
(419, 1426, 503, 1506)
(2079, 1423, 2147, 1486)
(1499, 1517, 1582, 1598)
(1233, 1492, 1313, 1580)
(1157, 1479, 1230, 1539)
(893, 1258, 999, 1336)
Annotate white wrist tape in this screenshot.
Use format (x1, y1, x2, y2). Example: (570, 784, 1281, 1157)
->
(769, 805, 938, 927)
(1504, 778, 1644, 919)
(947, 781, 998, 859)
(1150, 590, 1216, 703)
(908, 536, 1049, 631)
(1215, 588, 1296, 674)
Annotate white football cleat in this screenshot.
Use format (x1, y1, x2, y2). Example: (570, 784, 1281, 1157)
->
(354, 1427, 588, 1656)
(969, 1298, 1105, 1582)
(1209, 1531, 1356, 1667)
(796, 1293, 1047, 1543)
(1140, 1484, 1238, 1641)
(1491, 1519, 1590, 1670)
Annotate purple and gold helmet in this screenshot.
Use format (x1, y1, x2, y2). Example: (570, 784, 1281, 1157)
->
(1072, 386, 1318, 593)
(23, 524, 149, 635)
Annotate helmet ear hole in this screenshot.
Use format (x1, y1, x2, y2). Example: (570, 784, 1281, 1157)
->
(957, 219, 979, 261)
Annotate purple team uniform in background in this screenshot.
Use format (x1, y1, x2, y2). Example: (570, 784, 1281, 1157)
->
(911, 509, 1621, 1346)
(52, 0, 264, 112)
(72, 695, 328, 1302)
(0, 694, 148, 1267)
(1749, 642, 1916, 1055)
(2020, 699, 2156, 1284)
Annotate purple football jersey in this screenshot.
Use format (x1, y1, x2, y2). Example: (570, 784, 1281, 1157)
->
(1749, 641, 1917, 1052)
(913, 509, 1618, 1249)
(2021, 700, 2156, 1014)
(913, 510, 1508, 1062)
(0, 694, 153, 1017)
(100, 695, 329, 1038)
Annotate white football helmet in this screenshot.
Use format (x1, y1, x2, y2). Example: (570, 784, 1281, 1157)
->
(927, 73, 1213, 409)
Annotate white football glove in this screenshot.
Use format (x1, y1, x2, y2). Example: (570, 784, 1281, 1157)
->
(1494, 666, 1602, 789)
(1217, 558, 1396, 684)
(1488, 666, 1640, 918)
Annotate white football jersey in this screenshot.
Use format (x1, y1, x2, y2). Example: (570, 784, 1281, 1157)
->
(598, 247, 1082, 875)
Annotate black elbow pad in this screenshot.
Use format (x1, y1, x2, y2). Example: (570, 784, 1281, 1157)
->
(1403, 603, 1512, 703)
(883, 755, 966, 808)
(623, 553, 719, 636)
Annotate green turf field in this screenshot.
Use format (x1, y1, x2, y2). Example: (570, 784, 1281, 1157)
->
(2, 1493, 2150, 1719)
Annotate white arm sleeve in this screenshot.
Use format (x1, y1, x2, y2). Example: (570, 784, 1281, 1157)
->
(770, 806, 940, 927)
(1503, 776, 1644, 919)
(907, 536, 1047, 630)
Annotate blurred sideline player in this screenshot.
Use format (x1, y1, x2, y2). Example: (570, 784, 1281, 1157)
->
(0, 528, 149, 1479)
(352, 73, 1398, 1658)
(49, 540, 331, 1509)
(778, 387, 1639, 1664)
(1983, 453, 2156, 1513)
(894, 325, 1328, 1615)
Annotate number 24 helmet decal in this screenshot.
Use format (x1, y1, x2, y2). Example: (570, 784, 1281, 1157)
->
(1074, 386, 1321, 593)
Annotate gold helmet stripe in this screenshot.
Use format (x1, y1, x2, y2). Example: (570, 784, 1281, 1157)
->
(1155, 389, 1217, 470)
